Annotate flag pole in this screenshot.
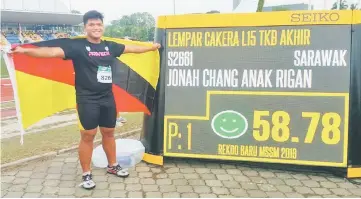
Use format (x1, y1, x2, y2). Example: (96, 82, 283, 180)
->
(173, 0, 176, 15)
(2, 53, 26, 145)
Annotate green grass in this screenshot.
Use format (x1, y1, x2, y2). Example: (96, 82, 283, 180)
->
(1, 112, 144, 164)
(1, 56, 9, 78)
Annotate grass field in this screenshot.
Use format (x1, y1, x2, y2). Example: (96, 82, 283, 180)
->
(1, 101, 15, 109)
(1, 56, 9, 78)
(1, 112, 144, 164)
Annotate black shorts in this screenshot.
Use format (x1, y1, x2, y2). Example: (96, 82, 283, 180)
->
(76, 100, 117, 130)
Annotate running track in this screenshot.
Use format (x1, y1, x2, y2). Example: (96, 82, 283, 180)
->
(1, 78, 16, 118)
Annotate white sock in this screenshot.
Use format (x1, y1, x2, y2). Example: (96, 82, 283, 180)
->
(82, 171, 91, 176)
(112, 163, 118, 167)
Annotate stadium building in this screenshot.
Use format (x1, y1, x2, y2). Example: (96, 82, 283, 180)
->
(1, 0, 83, 46)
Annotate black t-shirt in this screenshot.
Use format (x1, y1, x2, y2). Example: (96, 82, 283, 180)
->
(60, 38, 125, 104)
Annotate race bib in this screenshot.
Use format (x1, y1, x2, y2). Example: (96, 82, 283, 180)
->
(97, 66, 112, 83)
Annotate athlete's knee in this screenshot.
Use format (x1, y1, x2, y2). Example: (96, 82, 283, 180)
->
(100, 127, 115, 138)
(80, 129, 97, 142)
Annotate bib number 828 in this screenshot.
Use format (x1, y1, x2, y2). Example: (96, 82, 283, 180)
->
(101, 76, 111, 80)
(253, 110, 342, 145)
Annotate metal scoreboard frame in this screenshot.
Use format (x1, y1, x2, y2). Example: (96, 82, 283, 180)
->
(140, 10, 361, 179)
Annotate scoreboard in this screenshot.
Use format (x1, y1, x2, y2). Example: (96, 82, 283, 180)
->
(157, 10, 361, 168)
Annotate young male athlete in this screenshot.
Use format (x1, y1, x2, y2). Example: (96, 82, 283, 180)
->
(10, 10, 160, 190)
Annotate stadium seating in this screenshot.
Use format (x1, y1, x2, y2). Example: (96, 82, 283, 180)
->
(70, 32, 79, 37)
(23, 31, 43, 42)
(54, 32, 70, 38)
(5, 32, 21, 44)
(2, 30, 81, 44)
(42, 33, 55, 40)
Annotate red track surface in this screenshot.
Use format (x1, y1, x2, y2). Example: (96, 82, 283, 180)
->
(1, 109, 16, 118)
(1, 79, 14, 101)
(1, 78, 16, 118)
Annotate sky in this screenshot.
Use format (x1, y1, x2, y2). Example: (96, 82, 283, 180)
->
(60, 0, 361, 24)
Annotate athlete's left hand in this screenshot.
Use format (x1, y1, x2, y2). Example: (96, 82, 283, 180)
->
(152, 43, 161, 50)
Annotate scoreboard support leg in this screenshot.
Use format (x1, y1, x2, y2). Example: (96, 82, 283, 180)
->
(142, 153, 164, 166)
(140, 111, 165, 166)
(347, 12, 361, 180)
(347, 167, 361, 178)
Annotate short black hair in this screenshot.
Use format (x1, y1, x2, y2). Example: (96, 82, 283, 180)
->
(83, 10, 104, 24)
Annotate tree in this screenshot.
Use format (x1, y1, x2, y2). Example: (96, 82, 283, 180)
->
(104, 12, 155, 41)
(256, 0, 265, 12)
(331, 0, 348, 10)
(350, 3, 359, 10)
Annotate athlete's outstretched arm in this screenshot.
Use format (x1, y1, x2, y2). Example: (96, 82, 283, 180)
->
(10, 46, 65, 58)
(124, 43, 161, 54)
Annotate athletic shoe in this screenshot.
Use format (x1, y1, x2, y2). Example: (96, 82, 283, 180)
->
(107, 164, 129, 177)
(79, 173, 96, 190)
(117, 116, 127, 123)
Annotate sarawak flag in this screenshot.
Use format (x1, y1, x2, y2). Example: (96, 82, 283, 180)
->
(4, 36, 160, 144)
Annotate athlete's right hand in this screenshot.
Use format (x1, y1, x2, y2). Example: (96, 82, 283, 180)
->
(10, 46, 26, 54)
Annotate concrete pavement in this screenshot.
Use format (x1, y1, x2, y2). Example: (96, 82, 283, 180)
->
(1, 151, 361, 198)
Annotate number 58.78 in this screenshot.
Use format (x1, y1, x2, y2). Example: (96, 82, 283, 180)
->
(252, 110, 342, 145)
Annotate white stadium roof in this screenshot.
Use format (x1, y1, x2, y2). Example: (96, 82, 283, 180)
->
(1, 0, 83, 25)
(1, 10, 83, 25)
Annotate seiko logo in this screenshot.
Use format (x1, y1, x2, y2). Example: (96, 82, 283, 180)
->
(290, 12, 340, 22)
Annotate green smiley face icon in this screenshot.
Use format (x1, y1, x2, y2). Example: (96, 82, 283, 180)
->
(211, 110, 248, 139)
